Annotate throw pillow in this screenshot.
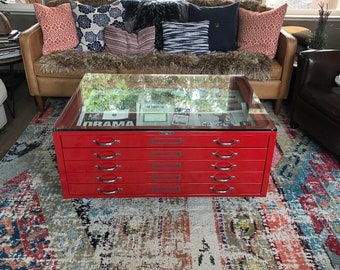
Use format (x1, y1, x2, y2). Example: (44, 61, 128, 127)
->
(33, 3, 79, 55)
(188, 2, 239, 52)
(162, 20, 210, 55)
(70, 0, 125, 52)
(237, 4, 288, 59)
(104, 25, 156, 55)
(123, 0, 189, 51)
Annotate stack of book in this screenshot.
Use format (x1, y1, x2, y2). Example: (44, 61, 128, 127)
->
(0, 30, 21, 60)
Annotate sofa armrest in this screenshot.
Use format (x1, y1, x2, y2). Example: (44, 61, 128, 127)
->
(275, 28, 297, 99)
(19, 23, 43, 97)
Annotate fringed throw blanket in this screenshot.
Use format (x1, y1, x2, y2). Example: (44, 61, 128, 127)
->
(39, 50, 272, 81)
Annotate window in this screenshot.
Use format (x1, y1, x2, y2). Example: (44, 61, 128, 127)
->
(1, 0, 340, 17)
(265, 0, 340, 17)
(0, 0, 42, 13)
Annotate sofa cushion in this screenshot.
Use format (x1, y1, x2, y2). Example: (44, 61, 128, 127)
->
(188, 2, 239, 52)
(33, 3, 79, 55)
(162, 21, 210, 55)
(104, 25, 156, 55)
(237, 4, 287, 59)
(70, 0, 125, 52)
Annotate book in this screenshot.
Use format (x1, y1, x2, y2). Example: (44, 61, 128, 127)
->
(0, 43, 20, 50)
(0, 49, 21, 59)
(0, 44, 20, 57)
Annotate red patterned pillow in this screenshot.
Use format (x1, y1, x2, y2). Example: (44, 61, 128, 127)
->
(34, 3, 78, 55)
(237, 4, 287, 59)
(104, 25, 156, 55)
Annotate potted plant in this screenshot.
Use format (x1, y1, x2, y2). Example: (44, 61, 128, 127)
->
(309, 2, 331, 49)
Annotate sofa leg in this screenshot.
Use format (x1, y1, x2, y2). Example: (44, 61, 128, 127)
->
(35, 96, 45, 112)
(274, 99, 283, 114)
(33, 96, 52, 123)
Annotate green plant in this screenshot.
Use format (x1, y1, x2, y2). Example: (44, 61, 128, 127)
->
(309, 2, 331, 49)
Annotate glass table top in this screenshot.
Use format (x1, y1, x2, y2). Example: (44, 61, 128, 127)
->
(54, 73, 276, 131)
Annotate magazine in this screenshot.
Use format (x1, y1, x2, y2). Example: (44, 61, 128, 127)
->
(77, 107, 137, 127)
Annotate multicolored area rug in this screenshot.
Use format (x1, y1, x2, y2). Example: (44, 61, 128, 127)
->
(0, 98, 339, 269)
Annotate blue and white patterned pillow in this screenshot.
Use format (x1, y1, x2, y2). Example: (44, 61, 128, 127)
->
(71, 1, 125, 52)
(162, 20, 210, 55)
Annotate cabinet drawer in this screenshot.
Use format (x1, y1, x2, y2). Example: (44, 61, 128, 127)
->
(68, 183, 148, 197)
(67, 183, 262, 198)
(63, 148, 268, 161)
(66, 171, 264, 184)
(58, 131, 270, 148)
(65, 160, 265, 173)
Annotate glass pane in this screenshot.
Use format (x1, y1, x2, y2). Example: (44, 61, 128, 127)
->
(265, 0, 339, 10)
(55, 73, 275, 131)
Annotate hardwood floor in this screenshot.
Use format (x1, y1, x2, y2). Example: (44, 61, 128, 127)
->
(0, 79, 38, 160)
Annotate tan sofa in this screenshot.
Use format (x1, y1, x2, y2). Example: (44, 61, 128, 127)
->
(19, 0, 297, 114)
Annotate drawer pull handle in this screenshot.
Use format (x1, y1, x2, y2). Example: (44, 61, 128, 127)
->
(92, 139, 120, 146)
(96, 176, 123, 183)
(210, 175, 236, 182)
(213, 139, 240, 146)
(211, 164, 237, 171)
(97, 187, 123, 195)
(209, 186, 234, 194)
(95, 164, 121, 172)
(212, 152, 238, 159)
(93, 153, 121, 160)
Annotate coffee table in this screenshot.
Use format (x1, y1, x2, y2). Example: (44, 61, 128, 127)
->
(53, 73, 276, 198)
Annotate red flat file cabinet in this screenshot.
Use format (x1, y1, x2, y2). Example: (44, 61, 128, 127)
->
(53, 74, 276, 198)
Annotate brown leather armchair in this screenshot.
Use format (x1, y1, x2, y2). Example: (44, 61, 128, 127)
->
(290, 49, 340, 157)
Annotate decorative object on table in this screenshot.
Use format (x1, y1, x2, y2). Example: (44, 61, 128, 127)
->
(309, 2, 331, 49)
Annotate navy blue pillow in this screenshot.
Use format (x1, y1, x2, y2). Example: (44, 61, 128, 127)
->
(188, 2, 239, 52)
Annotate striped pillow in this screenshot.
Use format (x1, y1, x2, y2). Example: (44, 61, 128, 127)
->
(162, 21, 210, 55)
(104, 25, 156, 55)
